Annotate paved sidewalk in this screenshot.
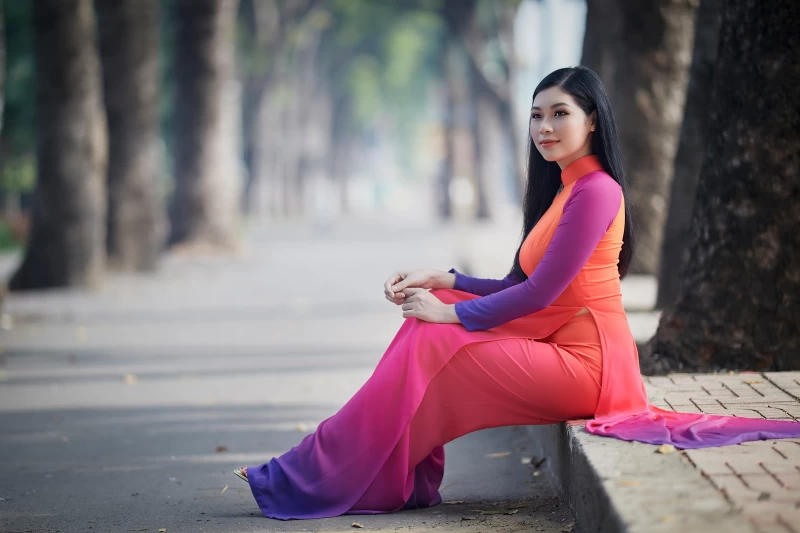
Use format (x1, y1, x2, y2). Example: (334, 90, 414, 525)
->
(531, 372, 800, 533)
(648, 372, 800, 533)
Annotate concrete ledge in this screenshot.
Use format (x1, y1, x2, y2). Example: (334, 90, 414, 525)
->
(526, 422, 755, 533)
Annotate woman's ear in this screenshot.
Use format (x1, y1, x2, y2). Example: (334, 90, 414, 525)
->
(589, 111, 598, 132)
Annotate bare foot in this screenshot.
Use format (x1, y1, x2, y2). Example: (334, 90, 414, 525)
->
(241, 467, 247, 477)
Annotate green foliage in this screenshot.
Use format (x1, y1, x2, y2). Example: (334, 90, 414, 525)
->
(1, 154, 35, 194)
(1, 0, 35, 159)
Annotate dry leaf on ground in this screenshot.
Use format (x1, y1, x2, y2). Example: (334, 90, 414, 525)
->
(215, 445, 228, 453)
(159, 529, 167, 532)
(351, 522, 364, 528)
(743, 379, 763, 384)
(657, 444, 676, 454)
(485, 452, 511, 459)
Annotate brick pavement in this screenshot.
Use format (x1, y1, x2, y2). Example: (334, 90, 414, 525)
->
(644, 372, 800, 533)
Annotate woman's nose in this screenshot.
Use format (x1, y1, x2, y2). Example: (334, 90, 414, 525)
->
(539, 121, 553, 134)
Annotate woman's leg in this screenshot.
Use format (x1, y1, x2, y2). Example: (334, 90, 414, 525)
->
(350, 334, 602, 511)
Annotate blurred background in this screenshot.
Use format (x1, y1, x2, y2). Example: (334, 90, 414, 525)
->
(0, 0, 593, 243)
(0, 0, 734, 330)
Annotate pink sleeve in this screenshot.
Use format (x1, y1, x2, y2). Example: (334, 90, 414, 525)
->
(454, 174, 622, 331)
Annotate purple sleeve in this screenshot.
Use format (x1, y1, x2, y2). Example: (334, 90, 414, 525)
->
(448, 268, 522, 296)
(454, 175, 622, 331)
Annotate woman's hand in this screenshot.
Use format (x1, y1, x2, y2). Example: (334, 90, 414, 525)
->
(384, 269, 455, 305)
(401, 288, 460, 324)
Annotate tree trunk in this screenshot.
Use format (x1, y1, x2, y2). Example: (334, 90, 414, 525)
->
(0, 0, 5, 136)
(169, 0, 241, 248)
(610, 0, 698, 275)
(580, 0, 622, 91)
(9, 0, 107, 291)
(96, 0, 165, 271)
(656, 0, 722, 309)
(643, 0, 800, 374)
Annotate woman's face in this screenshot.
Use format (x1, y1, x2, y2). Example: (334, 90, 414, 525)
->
(530, 86, 596, 169)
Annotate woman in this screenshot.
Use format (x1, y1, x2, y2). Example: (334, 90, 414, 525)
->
(234, 66, 800, 520)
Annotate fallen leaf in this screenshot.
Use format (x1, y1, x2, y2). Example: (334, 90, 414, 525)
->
(743, 379, 763, 385)
(159, 529, 167, 532)
(351, 522, 364, 528)
(658, 515, 676, 524)
(485, 452, 511, 459)
(472, 509, 520, 515)
(220, 484, 228, 494)
(123, 373, 137, 385)
(520, 456, 532, 465)
(616, 479, 640, 487)
(443, 500, 465, 504)
(215, 445, 228, 453)
(657, 444, 676, 454)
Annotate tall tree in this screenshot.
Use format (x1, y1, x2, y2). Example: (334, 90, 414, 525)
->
(580, 0, 621, 92)
(0, 0, 5, 137)
(584, 0, 698, 275)
(656, 0, 722, 309)
(169, 0, 241, 248)
(96, 0, 165, 271)
(643, 0, 800, 374)
(9, 0, 107, 290)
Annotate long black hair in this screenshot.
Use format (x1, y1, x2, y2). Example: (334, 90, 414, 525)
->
(509, 66, 635, 281)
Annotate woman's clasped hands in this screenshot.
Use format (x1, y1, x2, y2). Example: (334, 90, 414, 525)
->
(383, 269, 460, 325)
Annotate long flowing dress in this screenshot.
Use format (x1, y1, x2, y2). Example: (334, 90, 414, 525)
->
(244, 155, 800, 520)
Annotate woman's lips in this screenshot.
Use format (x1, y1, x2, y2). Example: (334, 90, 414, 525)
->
(540, 140, 559, 149)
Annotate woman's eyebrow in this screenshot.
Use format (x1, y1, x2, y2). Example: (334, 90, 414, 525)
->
(531, 103, 572, 110)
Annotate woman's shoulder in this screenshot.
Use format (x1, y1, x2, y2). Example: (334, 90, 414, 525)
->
(570, 170, 622, 202)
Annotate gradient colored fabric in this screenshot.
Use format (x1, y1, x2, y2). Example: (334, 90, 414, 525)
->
(245, 154, 800, 520)
(452, 171, 622, 331)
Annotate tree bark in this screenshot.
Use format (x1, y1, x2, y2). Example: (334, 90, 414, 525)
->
(169, 0, 241, 248)
(0, 0, 5, 136)
(97, 0, 165, 271)
(9, 0, 107, 291)
(580, 0, 622, 91)
(643, 0, 800, 374)
(609, 0, 698, 275)
(656, 0, 722, 309)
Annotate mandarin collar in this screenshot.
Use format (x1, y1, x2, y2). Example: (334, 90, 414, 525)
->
(561, 155, 604, 186)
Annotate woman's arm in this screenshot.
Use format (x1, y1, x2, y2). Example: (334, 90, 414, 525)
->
(448, 268, 523, 296)
(454, 174, 622, 331)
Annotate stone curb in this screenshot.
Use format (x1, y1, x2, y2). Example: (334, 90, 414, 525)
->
(526, 422, 754, 533)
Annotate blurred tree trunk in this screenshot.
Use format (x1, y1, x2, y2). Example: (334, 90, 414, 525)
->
(643, 0, 800, 374)
(580, 0, 621, 91)
(470, 72, 489, 220)
(656, 0, 722, 309)
(607, 0, 698, 275)
(0, 0, 4, 136)
(169, 0, 241, 248)
(96, 0, 165, 271)
(437, 40, 457, 220)
(9, 0, 107, 290)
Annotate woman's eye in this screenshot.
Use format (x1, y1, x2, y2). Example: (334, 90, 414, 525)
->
(555, 110, 568, 117)
(531, 113, 541, 120)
